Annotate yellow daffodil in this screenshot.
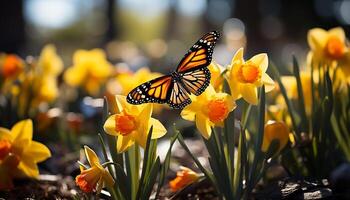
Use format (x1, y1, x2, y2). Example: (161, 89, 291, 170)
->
(32, 44, 62, 104)
(281, 71, 313, 115)
(261, 120, 289, 153)
(75, 146, 114, 193)
(169, 166, 200, 192)
(14, 45, 62, 115)
(37, 44, 63, 76)
(64, 49, 113, 96)
(307, 27, 350, 83)
(181, 85, 236, 139)
(208, 61, 225, 91)
(266, 104, 292, 128)
(31, 76, 60, 107)
(112, 67, 165, 114)
(103, 95, 167, 153)
(116, 67, 163, 95)
(0, 119, 51, 179)
(226, 48, 275, 105)
(307, 27, 348, 65)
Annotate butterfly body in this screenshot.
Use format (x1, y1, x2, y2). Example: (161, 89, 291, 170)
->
(127, 31, 219, 109)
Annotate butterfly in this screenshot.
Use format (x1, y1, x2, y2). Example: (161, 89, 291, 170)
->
(127, 31, 220, 109)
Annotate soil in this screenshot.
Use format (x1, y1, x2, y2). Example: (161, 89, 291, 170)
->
(0, 175, 86, 200)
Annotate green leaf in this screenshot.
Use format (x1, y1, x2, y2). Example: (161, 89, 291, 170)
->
(233, 127, 245, 199)
(207, 129, 234, 199)
(125, 144, 140, 200)
(270, 63, 301, 139)
(136, 126, 156, 200)
(246, 86, 265, 195)
(98, 133, 129, 200)
(155, 131, 180, 199)
(241, 103, 252, 130)
(331, 114, 350, 160)
(224, 109, 236, 183)
(177, 128, 216, 187)
(293, 56, 309, 132)
(141, 158, 161, 200)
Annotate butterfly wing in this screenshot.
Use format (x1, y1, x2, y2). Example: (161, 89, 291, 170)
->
(176, 31, 219, 73)
(127, 75, 172, 105)
(127, 31, 220, 109)
(180, 67, 211, 96)
(167, 80, 191, 109)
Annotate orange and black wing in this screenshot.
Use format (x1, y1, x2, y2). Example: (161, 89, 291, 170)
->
(127, 75, 173, 105)
(126, 75, 191, 109)
(167, 80, 191, 109)
(176, 31, 219, 73)
(180, 67, 211, 96)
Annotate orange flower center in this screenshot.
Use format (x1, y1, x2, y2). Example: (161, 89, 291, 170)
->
(75, 167, 101, 193)
(207, 99, 229, 123)
(0, 140, 12, 160)
(115, 111, 137, 136)
(76, 174, 95, 193)
(2, 55, 22, 78)
(325, 36, 346, 59)
(169, 168, 199, 192)
(237, 64, 260, 83)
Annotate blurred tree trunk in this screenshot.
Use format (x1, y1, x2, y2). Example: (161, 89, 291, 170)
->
(0, 0, 25, 54)
(104, 0, 117, 44)
(166, 0, 177, 40)
(234, 0, 266, 55)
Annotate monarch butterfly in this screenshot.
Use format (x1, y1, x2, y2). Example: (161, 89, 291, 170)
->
(127, 31, 220, 109)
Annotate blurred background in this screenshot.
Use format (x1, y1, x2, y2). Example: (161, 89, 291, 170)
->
(1, 0, 350, 72)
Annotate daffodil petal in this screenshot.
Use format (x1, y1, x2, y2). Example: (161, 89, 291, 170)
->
(64, 66, 86, 86)
(240, 84, 258, 105)
(329, 27, 346, 42)
(96, 176, 104, 194)
(250, 53, 268, 72)
(103, 170, 115, 188)
(195, 113, 212, 139)
(307, 28, 328, 51)
(23, 141, 51, 163)
(231, 48, 244, 65)
(205, 84, 216, 97)
(103, 115, 118, 136)
(149, 118, 167, 139)
(262, 73, 275, 92)
(73, 49, 88, 64)
(281, 76, 296, 97)
(139, 103, 153, 123)
(221, 93, 236, 111)
(117, 135, 134, 153)
(84, 146, 101, 167)
(18, 159, 39, 178)
(137, 104, 153, 145)
(11, 119, 32, 144)
(180, 106, 196, 121)
(228, 79, 242, 100)
(0, 127, 11, 140)
(116, 95, 141, 114)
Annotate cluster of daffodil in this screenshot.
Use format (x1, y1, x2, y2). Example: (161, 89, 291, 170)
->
(73, 46, 292, 200)
(64, 49, 114, 96)
(1, 27, 349, 199)
(269, 27, 350, 178)
(74, 94, 177, 200)
(176, 48, 290, 199)
(0, 119, 51, 190)
(0, 45, 62, 119)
